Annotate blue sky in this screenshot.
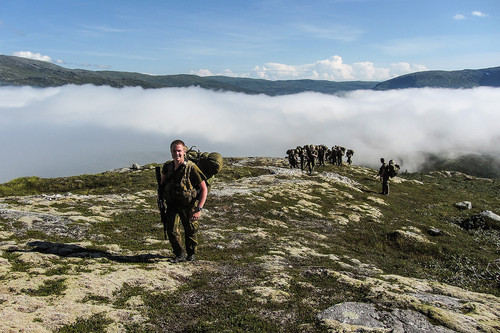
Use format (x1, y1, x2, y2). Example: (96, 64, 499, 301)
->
(1, 0, 498, 81)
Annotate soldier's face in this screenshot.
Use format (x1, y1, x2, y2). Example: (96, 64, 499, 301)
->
(171, 144, 185, 163)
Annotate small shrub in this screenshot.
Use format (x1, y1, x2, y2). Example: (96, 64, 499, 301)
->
(22, 278, 67, 296)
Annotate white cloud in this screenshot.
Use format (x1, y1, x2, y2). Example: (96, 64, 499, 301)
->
(1, 85, 499, 182)
(192, 69, 249, 78)
(79, 62, 112, 70)
(251, 56, 426, 81)
(453, 14, 466, 20)
(472, 11, 488, 17)
(11, 51, 52, 62)
(390, 62, 427, 76)
(193, 69, 214, 76)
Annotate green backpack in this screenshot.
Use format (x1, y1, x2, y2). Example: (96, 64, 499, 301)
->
(387, 160, 400, 178)
(186, 146, 224, 187)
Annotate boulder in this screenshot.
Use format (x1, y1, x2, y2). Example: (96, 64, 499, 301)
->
(459, 210, 500, 230)
(428, 227, 444, 236)
(454, 201, 472, 210)
(317, 302, 455, 332)
(480, 210, 500, 230)
(388, 228, 433, 248)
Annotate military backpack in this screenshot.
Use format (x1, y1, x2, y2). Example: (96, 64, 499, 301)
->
(186, 146, 224, 188)
(387, 160, 400, 178)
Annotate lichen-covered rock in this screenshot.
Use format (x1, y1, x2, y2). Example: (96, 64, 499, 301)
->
(317, 302, 455, 332)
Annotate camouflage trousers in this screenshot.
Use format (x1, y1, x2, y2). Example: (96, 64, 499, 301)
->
(165, 204, 199, 256)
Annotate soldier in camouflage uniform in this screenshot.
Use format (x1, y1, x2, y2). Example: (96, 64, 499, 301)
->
(317, 145, 327, 166)
(296, 146, 305, 171)
(376, 158, 390, 195)
(335, 146, 344, 166)
(346, 149, 354, 165)
(161, 139, 208, 262)
(286, 149, 298, 168)
(331, 146, 337, 165)
(305, 145, 318, 174)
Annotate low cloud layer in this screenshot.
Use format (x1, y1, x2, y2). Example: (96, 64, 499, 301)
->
(195, 55, 427, 81)
(1, 85, 499, 182)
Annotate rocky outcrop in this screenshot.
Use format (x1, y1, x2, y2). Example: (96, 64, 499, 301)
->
(318, 302, 455, 332)
(460, 210, 500, 230)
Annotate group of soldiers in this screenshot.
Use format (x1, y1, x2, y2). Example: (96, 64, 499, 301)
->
(286, 145, 354, 173)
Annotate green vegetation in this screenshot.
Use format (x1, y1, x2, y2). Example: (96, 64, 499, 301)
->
(55, 313, 112, 333)
(0, 165, 158, 196)
(0, 157, 499, 331)
(22, 278, 67, 296)
(2, 252, 32, 272)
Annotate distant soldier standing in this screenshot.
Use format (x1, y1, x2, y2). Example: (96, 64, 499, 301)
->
(346, 149, 354, 165)
(331, 146, 337, 165)
(297, 146, 305, 171)
(317, 145, 327, 166)
(376, 158, 390, 195)
(336, 146, 344, 166)
(286, 149, 298, 168)
(305, 145, 318, 174)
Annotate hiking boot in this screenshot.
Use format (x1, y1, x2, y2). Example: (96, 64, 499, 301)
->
(170, 254, 186, 263)
(186, 254, 196, 262)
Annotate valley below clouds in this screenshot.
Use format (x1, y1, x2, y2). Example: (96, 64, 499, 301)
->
(1, 85, 499, 182)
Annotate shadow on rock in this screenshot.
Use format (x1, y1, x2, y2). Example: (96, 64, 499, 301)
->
(16, 241, 168, 263)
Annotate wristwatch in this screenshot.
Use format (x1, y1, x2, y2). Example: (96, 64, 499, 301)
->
(194, 206, 203, 212)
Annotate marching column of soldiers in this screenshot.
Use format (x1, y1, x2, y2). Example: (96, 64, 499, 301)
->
(286, 145, 355, 173)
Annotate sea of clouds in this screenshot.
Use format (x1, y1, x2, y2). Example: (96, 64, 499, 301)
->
(1, 85, 499, 182)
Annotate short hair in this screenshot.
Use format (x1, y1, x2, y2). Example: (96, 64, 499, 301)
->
(170, 139, 186, 152)
(380, 158, 385, 163)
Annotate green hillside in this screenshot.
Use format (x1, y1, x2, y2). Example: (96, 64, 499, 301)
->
(0, 158, 499, 331)
(373, 66, 500, 90)
(0, 55, 376, 95)
(2, 54, 499, 93)
(206, 76, 376, 95)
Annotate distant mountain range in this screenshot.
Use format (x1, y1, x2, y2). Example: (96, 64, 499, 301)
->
(1, 55, 499, 95)
(372, 67, 500, 90)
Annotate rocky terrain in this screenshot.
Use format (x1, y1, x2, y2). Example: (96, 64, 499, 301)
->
(0, 157, 499, 332)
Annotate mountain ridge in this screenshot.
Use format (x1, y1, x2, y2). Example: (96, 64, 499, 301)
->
(2, 54, 498, 94)
(373, 66, 500, 90)
(0, 55, 376, 95)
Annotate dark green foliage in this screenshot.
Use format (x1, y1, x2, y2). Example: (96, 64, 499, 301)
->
(22, 278, 67, 296)
(143, 269, 286, 332)
(113, 283, 147, 308)
(2, 252, 31, 272)
(55, 313, 112, 333)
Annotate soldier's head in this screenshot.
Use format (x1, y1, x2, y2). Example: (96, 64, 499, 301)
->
(170, 139, 187, 164)
(380, 158, 385, 163)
